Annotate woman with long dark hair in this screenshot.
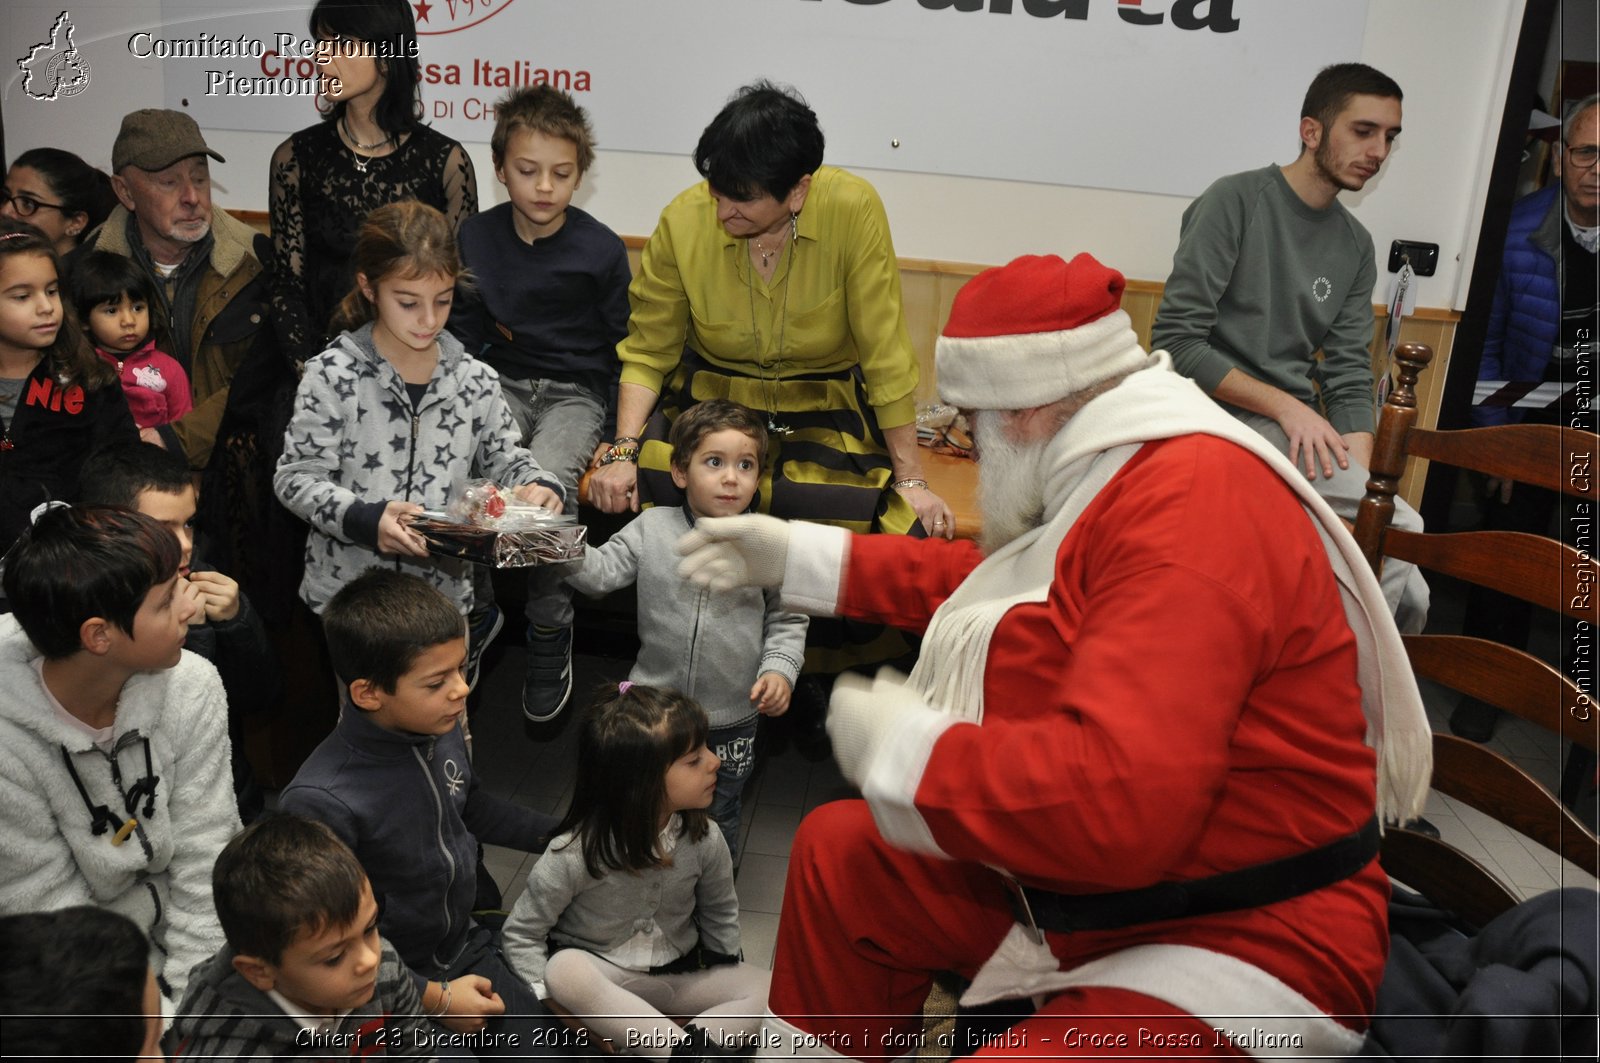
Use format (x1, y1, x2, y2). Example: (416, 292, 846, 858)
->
(268, 0, 477, 369)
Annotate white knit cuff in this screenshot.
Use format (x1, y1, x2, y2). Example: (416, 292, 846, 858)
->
(781, 522, 849, 616)
(859, 704, 957, 858)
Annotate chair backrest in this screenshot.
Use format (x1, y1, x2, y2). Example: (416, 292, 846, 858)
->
(1353, 341, 1599, 922)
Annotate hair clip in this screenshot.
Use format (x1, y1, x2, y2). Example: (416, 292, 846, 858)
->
(618, 681, 633, 695)
(29, 500, 70, 524)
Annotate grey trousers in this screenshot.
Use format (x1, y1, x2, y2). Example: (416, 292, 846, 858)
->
(1232, 409, 1430, 634)
(496, 377, 606, 630)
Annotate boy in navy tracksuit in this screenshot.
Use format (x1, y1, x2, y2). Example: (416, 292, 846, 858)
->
(279, 570, 578, 1057)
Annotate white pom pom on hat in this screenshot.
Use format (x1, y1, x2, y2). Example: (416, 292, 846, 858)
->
(935, 252, 1149, 411)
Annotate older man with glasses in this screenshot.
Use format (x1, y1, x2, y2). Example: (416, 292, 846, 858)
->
(1453, 92, 1600, 744)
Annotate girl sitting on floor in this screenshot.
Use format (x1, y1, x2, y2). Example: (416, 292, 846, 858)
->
(502, 683, 767, 1059)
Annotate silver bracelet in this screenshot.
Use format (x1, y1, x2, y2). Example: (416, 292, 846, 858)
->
(891, 478, 929, 491)
(429, 979, 453, 1018)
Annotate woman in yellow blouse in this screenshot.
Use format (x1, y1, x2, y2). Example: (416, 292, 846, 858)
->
(588, 82, 953, 542)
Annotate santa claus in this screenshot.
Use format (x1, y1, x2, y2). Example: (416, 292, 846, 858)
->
(678, 252, 1430, 1059)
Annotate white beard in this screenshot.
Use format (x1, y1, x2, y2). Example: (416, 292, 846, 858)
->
(974, 413, 1050, 554)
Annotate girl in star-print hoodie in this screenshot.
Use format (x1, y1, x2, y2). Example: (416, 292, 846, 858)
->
(274, 202, 562, 618)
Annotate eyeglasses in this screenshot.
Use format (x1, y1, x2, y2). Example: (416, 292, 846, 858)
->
(1565, 143, 1600, 169)
(1, 192, 66, 218)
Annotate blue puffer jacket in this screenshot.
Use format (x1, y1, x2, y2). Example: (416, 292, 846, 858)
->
(1476, 184, 1564, 426)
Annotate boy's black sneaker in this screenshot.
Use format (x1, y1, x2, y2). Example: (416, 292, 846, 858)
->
(523, 626, 573, 723)
(464, 603, 504, 693)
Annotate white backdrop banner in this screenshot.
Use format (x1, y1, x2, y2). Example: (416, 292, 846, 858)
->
(114, 0, 1372, 197)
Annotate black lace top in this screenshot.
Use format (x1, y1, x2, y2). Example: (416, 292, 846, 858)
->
(268, 120, 477, 369)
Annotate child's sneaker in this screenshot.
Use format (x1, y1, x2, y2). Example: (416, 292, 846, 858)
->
(522, 626, 573, 722)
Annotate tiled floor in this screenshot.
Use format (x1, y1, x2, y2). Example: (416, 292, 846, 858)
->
(467, 574, 1598, 976)
(1417, 676, 1599, 898)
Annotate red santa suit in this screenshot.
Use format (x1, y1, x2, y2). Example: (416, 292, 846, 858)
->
(682, 256, 1431, 1061)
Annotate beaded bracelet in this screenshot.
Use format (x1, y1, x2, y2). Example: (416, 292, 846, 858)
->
(891, 477, 929, 491)
(599, 444, 639, 466)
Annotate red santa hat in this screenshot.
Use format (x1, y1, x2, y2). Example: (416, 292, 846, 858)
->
(935, 253, 1148, 410)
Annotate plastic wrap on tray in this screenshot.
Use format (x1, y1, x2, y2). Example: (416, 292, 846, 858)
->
(411, 480, 587, 569)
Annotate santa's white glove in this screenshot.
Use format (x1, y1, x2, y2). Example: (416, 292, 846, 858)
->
(829, 669, 958, 855)
(826, 669, 928, 787)
(676, 514, 790, 591)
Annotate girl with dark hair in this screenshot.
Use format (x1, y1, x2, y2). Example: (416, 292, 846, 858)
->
(1, 147, 117, 254)
(0, 219, 136, 555)
(69, 250, 192, 430)
(268, 0, 477, 370)
(502, 684, 767, 1060)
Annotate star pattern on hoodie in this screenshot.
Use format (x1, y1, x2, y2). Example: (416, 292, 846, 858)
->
(286, 331, 550, 612)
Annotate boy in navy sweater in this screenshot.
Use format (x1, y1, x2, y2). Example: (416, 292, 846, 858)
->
(279, 570, 575, 1057)
(450, 84, 630, 725)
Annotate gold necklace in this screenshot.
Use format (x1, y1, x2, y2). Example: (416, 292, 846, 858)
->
(751, 211, 798, 271)
(747, 240, 793, 436)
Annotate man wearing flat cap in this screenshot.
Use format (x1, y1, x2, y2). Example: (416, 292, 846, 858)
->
(679, 253, 1430, 1058)
(74, 108, 278, 473)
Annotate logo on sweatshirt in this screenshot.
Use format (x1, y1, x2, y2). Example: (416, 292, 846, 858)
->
(1312, 276, 1333, 303)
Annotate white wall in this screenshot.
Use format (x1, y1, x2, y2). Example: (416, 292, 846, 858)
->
(1, 0, 1530, 309)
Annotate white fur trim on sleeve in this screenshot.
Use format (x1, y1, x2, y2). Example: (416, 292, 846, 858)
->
(781, 522, 850, 616)
(861, 707, 959, 858)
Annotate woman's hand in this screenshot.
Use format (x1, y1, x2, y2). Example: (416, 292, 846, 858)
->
(897, 483, 955, 540)
(377, 501, 429, 557)
(588, 460, 640, 514)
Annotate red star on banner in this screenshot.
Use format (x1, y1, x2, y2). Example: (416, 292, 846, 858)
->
(413, 0, 432, 23)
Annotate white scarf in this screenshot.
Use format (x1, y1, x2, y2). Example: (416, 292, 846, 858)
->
(906, 352, 1431, 826)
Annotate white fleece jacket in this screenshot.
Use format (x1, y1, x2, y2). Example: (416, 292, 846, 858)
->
(0, 615, 239, 1008)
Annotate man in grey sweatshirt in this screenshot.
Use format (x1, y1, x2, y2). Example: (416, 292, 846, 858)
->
(1152, 61, 1428, 632)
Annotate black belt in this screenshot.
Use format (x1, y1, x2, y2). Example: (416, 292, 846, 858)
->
(1003, 816, 1380, 935)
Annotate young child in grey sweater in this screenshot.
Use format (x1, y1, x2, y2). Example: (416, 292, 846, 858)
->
(502, 685, 767, 1058)
(565, 400, 806, 859)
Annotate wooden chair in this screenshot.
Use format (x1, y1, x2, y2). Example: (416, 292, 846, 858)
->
(1353, 341, 1599, 923)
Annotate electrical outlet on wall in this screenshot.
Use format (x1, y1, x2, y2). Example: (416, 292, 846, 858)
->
(1387, 240, 1439, 276)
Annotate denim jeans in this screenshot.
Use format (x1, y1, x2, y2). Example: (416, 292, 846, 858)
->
(708, 718, 759, 861)
(497, 377, 606, 630)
